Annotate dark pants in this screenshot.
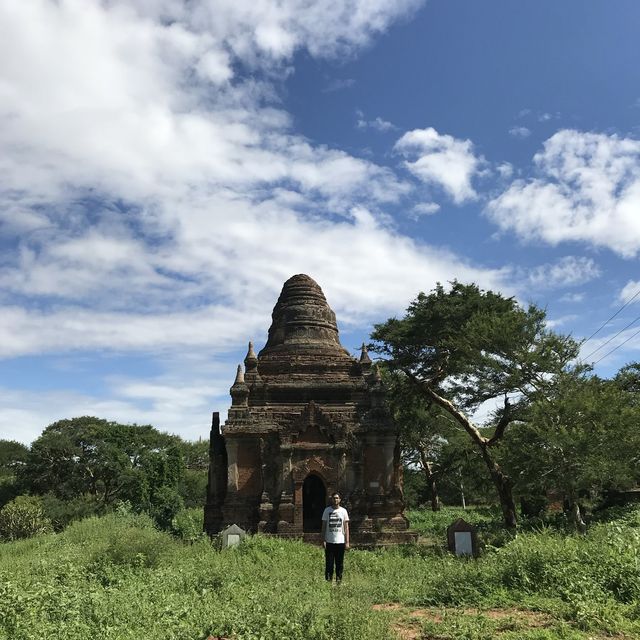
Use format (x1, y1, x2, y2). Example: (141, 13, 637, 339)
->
(324, 543, 346, 581)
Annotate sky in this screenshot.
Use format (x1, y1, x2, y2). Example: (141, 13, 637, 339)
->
(1, 0, 640, 445)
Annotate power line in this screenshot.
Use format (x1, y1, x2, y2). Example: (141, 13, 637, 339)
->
(581, 287, 640, 346)
(593, 324, 640, 366)
(582, 311, 640, 362)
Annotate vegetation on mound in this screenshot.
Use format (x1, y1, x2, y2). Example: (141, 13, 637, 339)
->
(1, 507, 639, 639)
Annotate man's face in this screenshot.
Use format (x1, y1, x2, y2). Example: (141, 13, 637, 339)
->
(331, 494, 341, 507)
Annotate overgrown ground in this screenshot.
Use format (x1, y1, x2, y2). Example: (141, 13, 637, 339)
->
(1, 507, 639, 640)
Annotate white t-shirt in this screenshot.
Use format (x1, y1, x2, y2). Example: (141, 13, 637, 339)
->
(322, 506, 349, 544)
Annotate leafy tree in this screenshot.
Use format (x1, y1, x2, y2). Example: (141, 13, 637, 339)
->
(176, 439, 209, 508)
(0, 440, 29, 508)
(385, 370, 490, 510)
(503, 370, 640, 529)
(372, 281, 580, 528)
(0, 495, 52, 540)
(21, 417, 186, 524)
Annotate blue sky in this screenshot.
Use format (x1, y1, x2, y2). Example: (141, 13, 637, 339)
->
(1, 0, 640, 444)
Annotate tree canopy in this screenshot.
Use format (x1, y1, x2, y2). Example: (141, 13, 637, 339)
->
(372, 281, 581, 527)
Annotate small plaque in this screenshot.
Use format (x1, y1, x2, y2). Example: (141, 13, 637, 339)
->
(227, 534, 241, 546)
(221, 523, 246, 549)
(454, 531, 473, 556)
(446, 518, 479, 558)
(369, 481, 379, 488)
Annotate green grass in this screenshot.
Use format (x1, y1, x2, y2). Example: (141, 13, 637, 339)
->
(1, 507, 639, 639)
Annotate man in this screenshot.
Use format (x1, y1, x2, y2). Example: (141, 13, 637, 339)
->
(321, 492, 350, 582)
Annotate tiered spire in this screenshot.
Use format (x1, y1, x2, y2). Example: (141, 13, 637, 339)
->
(359, 343, 372, 368)
(230, 364, 248, 406)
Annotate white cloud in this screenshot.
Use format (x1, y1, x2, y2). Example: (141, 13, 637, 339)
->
(509, 126, 531, 139)
(579, 325, 640, 366)
(323, 78, 355, 93)
(411, 202, 440, 216)
(545, 314, 578, 329)
(0, 372, 232, 444)
(619, 280, 640, 304)
(497, 162, 514, 179)
(394, 127, 483, 204)
(357, 113, 397, 132)
(0, 0, 517, 363)
(526, 256, 601, 289)
(559, 292, 585, 303)
(0, 0, 532, 441)
(487, 130, 640, 257)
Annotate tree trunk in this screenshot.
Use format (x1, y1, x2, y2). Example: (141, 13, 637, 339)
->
(419, 450, 440, 511)
(416, 381, 517, 528)
(568, 500, 587, 534)
(429, 475, 440, 512)
(480, 444, 517, 529)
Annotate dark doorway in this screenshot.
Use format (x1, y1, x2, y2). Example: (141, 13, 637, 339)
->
(303, 474, 326, 532)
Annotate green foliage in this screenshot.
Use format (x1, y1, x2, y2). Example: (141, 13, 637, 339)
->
(372, 282, 581, 528)
(0, 440, 29, 479)
(39, 492, 103, 531)
(372, 282, 579, 411)
(149, 485, 184, 529)
(0, 440, 30, 509)
(171, 506, 205, 542)
(0, 495, 52, 541)
(20, 417, 188, 528)
(503, 370, 640, 511)
(1, 507, 639, 639)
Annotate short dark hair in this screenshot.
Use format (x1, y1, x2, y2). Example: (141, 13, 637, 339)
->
(331, 492, 340, 498)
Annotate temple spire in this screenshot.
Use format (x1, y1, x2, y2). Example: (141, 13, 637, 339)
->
(359, 343, 372, 366)
(230, 364, 249, 407)
(244, 341, 258, 370)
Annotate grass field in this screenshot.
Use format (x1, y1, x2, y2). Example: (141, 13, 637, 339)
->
(1, 506, 639, 639)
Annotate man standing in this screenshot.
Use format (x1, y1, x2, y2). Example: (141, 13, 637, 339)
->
(321, 492, 350, 582)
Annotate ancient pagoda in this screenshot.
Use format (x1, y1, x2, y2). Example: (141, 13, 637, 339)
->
(205, 274, 414, 544)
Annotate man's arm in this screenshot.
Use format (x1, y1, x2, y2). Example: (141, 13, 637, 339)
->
(344, 520, 350, 549)
(321, 519, 327, 548)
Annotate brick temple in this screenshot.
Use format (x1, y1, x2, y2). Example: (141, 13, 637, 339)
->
(205, 274, 414, 544)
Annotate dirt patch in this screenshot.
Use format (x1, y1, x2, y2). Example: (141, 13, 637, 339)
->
(372, 604, 553, 639)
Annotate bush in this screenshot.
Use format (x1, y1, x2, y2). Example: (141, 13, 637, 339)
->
(40, 492, 101, 530)
(0, 495, 52, 541)
(149, 485, 184, 530)
(171, 507, 205, 542)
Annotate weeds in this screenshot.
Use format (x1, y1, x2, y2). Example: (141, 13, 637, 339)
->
(1, 507, 639, 639)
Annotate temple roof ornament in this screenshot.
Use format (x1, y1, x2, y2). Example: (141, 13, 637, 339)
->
(359, 343, 372, 366)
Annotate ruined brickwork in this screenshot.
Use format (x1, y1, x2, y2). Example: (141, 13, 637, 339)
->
(205, 274, 414, 544)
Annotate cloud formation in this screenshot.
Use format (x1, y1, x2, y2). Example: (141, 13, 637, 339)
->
(0, 0, 514, 364)
(526, 256, 601, 289)
(619, 280, 640, 304)
(509, 126, 531, 139)
(356, 111, 397, 132)
(487, 130, 640, 257)
(394, 127, 484, 204)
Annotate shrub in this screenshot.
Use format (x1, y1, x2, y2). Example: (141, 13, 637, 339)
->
(171, 507, 205, 542)
(0, 495, 52, 541)
(149, 485, 184, 530)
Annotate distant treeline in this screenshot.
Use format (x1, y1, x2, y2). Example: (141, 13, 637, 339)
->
(0, 416, 208, 539)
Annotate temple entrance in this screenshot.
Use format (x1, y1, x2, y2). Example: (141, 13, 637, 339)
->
(302, 474, 326, 532)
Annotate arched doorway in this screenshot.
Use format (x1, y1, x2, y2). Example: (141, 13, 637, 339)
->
(302, 474, 326, 532)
